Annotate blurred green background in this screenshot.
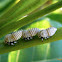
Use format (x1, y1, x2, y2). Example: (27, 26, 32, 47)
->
(0, 0, 62, 62)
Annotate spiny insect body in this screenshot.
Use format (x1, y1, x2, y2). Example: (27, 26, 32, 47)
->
(37, 27, 57, 41)
(5, 30, 22, 45)
(4, 27, 57, 45)
(22, 28, 40, 40)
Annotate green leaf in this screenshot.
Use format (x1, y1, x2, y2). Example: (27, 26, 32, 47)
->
(21, 17, 50, 29)
(8, 47, 34, 62)
(0, 23, 62, 54)
(0, 1, 62, 38)
(0, 0, 16, 11)
(8, 50, 18, 62)
(18, 48, 33, 62)
(0, 53, 8, 62)
(0, 0, 17, 16)
(49, 20, 62, 28)
(46, 14, 62, 23)
(0, 0, 62, 54)
(32, 44, 50, 61)
(0, 0, 48, 27)
(0, 0, 62, 62)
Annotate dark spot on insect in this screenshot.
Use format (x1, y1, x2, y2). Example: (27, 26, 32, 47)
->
(41, 37, 43, 42)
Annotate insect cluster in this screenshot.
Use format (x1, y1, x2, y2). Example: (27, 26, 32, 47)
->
(4, 27, 57, 45)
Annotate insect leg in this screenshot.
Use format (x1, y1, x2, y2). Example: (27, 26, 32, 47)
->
(29, 37, 32, 39)
(41, 37, 43, 41)
(13, 41, 17, 43)
(24, 37, 32, 40)
(44, 37, 47, 39)
(7, 42, 10, 45)
(10, 42, 14, 45)
(7, 42, 14, 45)
(27, 37, 30, 40)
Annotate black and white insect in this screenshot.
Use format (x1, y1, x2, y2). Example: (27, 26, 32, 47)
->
(4, 30, 22, 45)
(37, 27, 57, 41)
(4, 27, 57, 45)
(22, 28, 40, 40)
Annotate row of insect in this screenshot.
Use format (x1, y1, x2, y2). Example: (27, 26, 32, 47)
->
(4, 27, 57, 45)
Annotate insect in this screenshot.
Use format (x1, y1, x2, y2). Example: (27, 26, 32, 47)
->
(4, 30, 22, 45)
(4, 27, 57, 45)
(37, 27, 57, 41)
(22, 28, 40, 40)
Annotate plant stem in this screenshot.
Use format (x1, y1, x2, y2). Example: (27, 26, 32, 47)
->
(0, 27, 62, 54)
